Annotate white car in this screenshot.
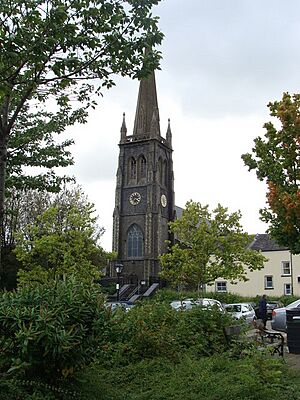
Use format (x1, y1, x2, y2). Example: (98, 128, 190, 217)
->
(170, 298, 224, 312)
(225, 302, 256, 324)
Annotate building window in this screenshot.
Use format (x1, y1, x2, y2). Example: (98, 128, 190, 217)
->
(281, 261, 291, 275)
(163, 160, 168, 187)
(127, 224, 143, 258)
(284, 283, 292, 295)
(264, 275, 274, 289)
(158, 157, 163, 184)
(216, 281, 227, 292)
(129, 157, 137, 180)
(138, 155, 147, 181)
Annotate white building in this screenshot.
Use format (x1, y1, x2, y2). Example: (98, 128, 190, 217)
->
(212, 234, 300, 298)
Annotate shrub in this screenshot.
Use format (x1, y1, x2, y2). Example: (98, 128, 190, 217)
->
(154, 288, 255, 305)
(99, 301, 234, 365)
(74, 354, 299, 400)
(0, 278, 109, 381)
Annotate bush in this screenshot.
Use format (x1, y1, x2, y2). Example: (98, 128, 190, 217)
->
(0, 278, 109, 381)
(99, 301, 234, 365)
(74, 353, 299, 400)
(279, 295, 299, 306)
(154, 288, 256, 305)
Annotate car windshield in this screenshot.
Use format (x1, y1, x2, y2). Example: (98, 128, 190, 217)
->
(286, 299, 300, 309)
(226, 305, 241, 313)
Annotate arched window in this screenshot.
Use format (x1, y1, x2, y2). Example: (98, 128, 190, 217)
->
(163, 160, 168, 187)
(127, 224, 143, 258)
(158, 158, 163, 184)
(129, 157, 137, 180)
(137, 155, 146, 182)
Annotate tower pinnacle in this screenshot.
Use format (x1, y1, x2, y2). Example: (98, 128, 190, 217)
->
(120, 112, 127, 142)
(166, 118, 172, 148)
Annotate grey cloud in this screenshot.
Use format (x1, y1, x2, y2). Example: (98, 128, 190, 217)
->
(156, 0, 300, 117)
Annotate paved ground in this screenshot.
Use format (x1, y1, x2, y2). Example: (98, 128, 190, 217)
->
(265, 321, 300, 369)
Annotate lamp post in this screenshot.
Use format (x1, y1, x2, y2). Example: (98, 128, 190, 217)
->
(115, 262, 123, 302)
(138, 280, 146, 295)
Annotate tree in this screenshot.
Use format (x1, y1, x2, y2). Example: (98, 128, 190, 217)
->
(0, 0, 163, 270)
(159, 201, 266, 291)
(242, 93, 300, 254)
(6, 104, 78, 193)
(13, 185, 108, 286)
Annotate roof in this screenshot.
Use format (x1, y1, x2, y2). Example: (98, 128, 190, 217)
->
(174, 205, 183, 220)
(250, 234, 289, 252)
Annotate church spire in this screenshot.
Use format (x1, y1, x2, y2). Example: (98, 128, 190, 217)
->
(133, 71, 161, 138)
(120, 112, 127, 143)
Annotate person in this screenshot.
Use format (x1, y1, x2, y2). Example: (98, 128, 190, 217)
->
(258, 294, 268, 328)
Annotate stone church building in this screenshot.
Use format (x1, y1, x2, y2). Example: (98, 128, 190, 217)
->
(112, 71, 176, 286)
(111, 72, 300, 298)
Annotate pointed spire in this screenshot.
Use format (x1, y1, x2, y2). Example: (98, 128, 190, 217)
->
(133, 71, 161, 137)
(166, 118, 172, 148)
(120, 112, 127, 142)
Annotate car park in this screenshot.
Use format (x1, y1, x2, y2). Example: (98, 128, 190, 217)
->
(224, 302, 256, 324)
(271, 299, 300, 332)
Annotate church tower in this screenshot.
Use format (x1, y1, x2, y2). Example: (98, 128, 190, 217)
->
(112, 71, 175, 285)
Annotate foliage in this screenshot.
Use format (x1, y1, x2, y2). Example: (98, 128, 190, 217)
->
(2, 185, 109, 288)
(6, 105, 76, 194)
(160, 201, 266, 289)
(0, 278, 109, 382)
(0, 378, 65, 399)
(242, 93, 300, 254)
(73, 354, 299, 400)
(0, 0, 163, 274)
(98, 301, 233, 365)
(278, 294, 300, 307)
(15, 201, 106, 285)
(154, 288, 257, 305)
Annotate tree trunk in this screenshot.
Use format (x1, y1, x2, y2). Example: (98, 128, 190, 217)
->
(0, 131, 8, 288)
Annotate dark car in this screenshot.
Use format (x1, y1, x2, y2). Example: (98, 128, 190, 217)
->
(267, 301, 283, 320)
(254, 300, 283, 320)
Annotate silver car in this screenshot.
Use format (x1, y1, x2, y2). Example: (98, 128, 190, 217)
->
(271, 299, 300, 332)
(170, 298, 224, 312)
(225, 302, 256, 324)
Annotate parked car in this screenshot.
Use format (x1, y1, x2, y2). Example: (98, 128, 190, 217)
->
(105, 301, 135, 312)
(224, 302, 256, 324)
(253, 300, 284, 320)
(266, 300, 283, 320)
(170, 298, 224, 312)
(271, 299, 300, 332)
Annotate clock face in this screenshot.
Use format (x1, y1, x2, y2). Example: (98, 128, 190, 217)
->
(161, 194, 167, 207)
(129, 192, 141, 205)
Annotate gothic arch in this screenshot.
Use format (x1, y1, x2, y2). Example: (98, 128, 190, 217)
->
(127, 224, 144, 258)
(163, 159, 168, 187)
(157, 157, 163, 184)
(128, 157, 137, 183)
(138, 155, 147, 182)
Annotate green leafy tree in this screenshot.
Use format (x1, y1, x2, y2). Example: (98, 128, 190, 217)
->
(6, 104, 78, 193)
(0, 0, 163, 272)
(14, 187, 107, 285)
(242, 93, 300, 254)
(160, 201, 266, 291)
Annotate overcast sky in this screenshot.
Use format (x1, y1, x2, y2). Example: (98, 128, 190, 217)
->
(62, 0, 300, 251)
